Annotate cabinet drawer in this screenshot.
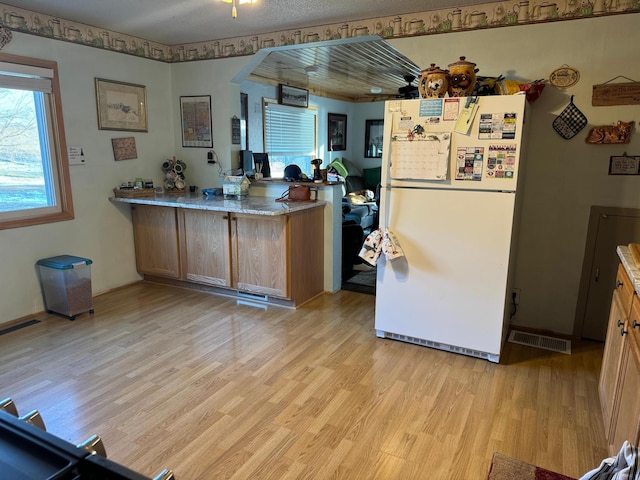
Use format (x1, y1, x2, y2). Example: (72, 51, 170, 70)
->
(616, 263, 635, 316)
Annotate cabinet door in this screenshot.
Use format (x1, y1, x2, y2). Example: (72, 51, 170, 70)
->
(180, 209, 231, 287)
(609, 331, 640, 453)
(231, 214, 288, 297)
(599, 290, 628, 436)
(131, 205, 180, 278)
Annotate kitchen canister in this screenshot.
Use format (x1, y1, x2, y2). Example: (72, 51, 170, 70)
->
(447, 56, 479, 97)
(418, 64, 449, 98)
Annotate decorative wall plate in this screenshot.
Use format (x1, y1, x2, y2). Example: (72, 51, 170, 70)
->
(549, 65, 580, 88)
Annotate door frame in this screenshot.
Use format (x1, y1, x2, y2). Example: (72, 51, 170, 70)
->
(574, 205, 640, 338)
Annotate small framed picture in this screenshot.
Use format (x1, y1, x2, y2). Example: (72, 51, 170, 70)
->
(364, 119, 384, 158)
(609, 155, 640, 175)
(328, 113, 347, 151)
(278, 84, 308, 108)
(231, 115, 241, 144)
(95, 78, 147, 132)
(111, 137, 137, 161)
(180, 95, 213, 148)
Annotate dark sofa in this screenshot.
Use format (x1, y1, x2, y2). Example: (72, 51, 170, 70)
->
(342, 175, 378, 231)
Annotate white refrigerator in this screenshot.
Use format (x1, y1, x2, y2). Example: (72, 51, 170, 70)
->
(374, 94, 529, 363)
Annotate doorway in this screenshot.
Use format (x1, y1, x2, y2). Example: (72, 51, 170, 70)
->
(574, 206, 640, 341)
(341, 221, 376, 295)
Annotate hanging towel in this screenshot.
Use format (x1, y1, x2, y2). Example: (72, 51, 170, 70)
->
(579, 441, 639, 480)
(382, 229, 404, 260)
(358, 228, 405, 266)
(359, 228, 384, 266)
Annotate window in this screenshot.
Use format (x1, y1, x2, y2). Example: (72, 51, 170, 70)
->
(0, 53, 73, 230)
(263, 99, 317, 178)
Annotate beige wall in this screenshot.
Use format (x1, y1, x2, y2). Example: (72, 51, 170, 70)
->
(1, 13, 639, 337)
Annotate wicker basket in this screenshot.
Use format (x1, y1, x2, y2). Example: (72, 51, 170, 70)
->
(113, 188, 155, 198)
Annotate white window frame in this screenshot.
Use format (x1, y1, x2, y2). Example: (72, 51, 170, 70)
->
(0, 53, 73, 230)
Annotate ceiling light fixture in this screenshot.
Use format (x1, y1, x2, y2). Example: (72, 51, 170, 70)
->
(221, 0, 257, 19)
(370, 87, 383, 94)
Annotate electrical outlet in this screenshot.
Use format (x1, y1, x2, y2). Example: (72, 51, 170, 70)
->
(512, 288, 521, 305)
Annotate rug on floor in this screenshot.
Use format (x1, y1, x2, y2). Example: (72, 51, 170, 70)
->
(342, 268, 376, 295)
(487, 452, 576, 480)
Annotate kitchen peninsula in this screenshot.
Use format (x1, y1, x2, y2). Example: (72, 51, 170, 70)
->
(110, 194, 325, 308)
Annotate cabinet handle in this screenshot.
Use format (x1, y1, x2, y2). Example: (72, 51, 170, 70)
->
(617, 320, 629, 336)
(633, 320, 639, 330)
(616, 280, 624, 288)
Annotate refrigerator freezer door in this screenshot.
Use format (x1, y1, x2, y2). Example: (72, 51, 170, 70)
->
(375, 187, 516, 361)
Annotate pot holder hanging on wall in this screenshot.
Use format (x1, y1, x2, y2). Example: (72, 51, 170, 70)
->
(552, 95, 587, 139)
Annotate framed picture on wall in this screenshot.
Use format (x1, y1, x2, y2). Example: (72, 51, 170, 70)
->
(95, 78, 147, 131)
(328, 113, 347, 151)
(278, 84, 308, 108)
(364, 119, 384, 158)
(240, 92, 248, 150)
(180, 95, 213, 148)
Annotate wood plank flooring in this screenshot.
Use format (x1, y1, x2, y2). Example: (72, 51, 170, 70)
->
(0, 282, 608, 479)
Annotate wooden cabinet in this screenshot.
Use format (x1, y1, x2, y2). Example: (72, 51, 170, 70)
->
(609, 295, 640, 452)
(131, 203, 324, 307)
(231, 213, 288, 297)
(179, 209, 231, 287)
(599, 289, 627, 432)
(599, 262, 640, 455)
(229, 207, 324, 301)
(131, 204, 180, 278)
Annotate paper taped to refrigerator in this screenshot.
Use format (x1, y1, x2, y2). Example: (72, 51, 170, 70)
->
(390, 132, 451, 180)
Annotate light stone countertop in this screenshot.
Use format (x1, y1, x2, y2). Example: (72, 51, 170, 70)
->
(618, 245, 640, 295)
(109, 193, 326, 216)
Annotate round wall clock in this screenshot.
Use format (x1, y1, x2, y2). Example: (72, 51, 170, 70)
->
(549, 65, 580, 88)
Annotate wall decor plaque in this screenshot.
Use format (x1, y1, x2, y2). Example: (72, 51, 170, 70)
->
(592, 76, 640, 106)
(585, 120, 634, 144)
(111, 137, 137, 160)
(549, 65, 580, 88)
(609, 155, 640, 175)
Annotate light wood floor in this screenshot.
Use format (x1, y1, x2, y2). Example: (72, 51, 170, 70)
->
(1, 282, 608, 479)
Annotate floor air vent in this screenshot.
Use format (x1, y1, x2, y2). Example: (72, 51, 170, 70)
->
(508, 330, 571, 354)
(0, 319, 41, 336)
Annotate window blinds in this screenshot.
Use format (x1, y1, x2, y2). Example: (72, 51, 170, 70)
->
(264, 102, 316, 154)
(0, 62, 53, 93)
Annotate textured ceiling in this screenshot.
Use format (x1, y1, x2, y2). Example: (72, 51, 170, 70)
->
(4, 0, 490, 45)
(235, 36, 423, 102)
